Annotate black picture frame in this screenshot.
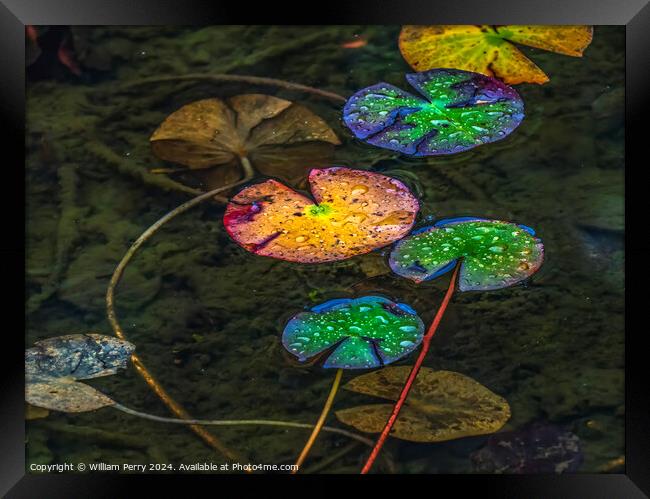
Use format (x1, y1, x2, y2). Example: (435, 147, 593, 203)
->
(3, 1, 645, 496)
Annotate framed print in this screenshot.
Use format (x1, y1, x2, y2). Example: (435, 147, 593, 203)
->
(1, 0, 646, 496)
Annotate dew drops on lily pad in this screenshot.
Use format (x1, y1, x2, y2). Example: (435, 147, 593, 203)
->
(282, 296, 425, 369)
(343, 68, 524, 156)
(389, 217, 544, 291)
(224, 167, 419, 263)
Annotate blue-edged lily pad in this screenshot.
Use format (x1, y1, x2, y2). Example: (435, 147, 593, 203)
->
(282, 296, 425, 369)
(343, 68, 524, 156)
(389, 217, 544, 291)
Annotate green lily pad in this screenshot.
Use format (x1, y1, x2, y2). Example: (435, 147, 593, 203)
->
(389, 217, 544, 290)
(282, 296, 425, 369)
(343, 68, 524, 156)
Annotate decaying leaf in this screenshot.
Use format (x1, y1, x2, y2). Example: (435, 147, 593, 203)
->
(399, 25, 593, 85)
(150, 94, 341, 190)
(26, 403, 50, 420)
(25, 334, 135, 413)
(335, 367, 510, 442)
(26, 377, 117, 413)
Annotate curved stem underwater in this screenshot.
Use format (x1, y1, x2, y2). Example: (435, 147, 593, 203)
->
(292, 368, 344, 473)
(119, 73, 347, 104)
(111, 401, 373, 448)
(105, 156, 254, 460)
(360, 262, 460, 474)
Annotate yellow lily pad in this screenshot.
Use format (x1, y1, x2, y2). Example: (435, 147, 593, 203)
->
(399, 25, 593, 85)
(224, 167, 419, 263)
(150, 94, 341, 190)
(335, 367, 510, 442)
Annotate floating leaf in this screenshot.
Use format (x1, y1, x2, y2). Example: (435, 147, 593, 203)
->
(335, 367, 510, 442)
(224, 167, 419, 263)
(282, 296, 424, 369)
(389, 217, 544, 290)
(343, 69, 524, 156)
(399, 25, 593, 85)
(150, 94, 341, 189)
(25, 334, 135, 413)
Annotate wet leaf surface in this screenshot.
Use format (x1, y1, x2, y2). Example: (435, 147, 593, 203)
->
(282, 296, 424, 369)
(25, 334, 135, 413)
(150, 94, 341, 190)
(224, 167, 419, 263)
(343, 69, 524, 156)
(399, 25, 593, 85)
(389, 217, 544, 290)
(336, 366, 511, 442)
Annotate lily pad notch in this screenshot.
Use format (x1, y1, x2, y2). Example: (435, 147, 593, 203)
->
(283, 296, 425, 369)
(361, 217, 544, 473)
(224, 166, 420, 263)
(281, 296, 426, 471)
(343, 68, 524, 156)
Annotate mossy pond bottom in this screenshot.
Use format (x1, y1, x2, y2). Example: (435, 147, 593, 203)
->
(26, 26, 624, 474)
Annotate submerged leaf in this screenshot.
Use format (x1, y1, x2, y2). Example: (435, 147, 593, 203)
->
(224, 167, 419, 263)
(336, 367, 510, 442)
(471, 422, 583, 473)
(399, 25, 593, 85)
(282, 296, 424, 369)
(27, 378, 117, 413)
(25, 403, 50, 420)
(343, 69, 524, 156)
(25, 334, 135, 413)
(150, 94, 341, 190)
(389, 217, 544, 290)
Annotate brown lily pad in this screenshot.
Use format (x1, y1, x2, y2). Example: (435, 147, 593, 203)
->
(25, 334, 135, 413)
(150, 94, 341, 190)
(26, 377, 117, 413)
(26, 403, 50, 420)
(335, 367, 510, 442)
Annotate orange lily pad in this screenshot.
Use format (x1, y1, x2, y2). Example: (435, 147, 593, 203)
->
(399, 25, 593, 85)
(223, 167, 419, 263)
(150, 94, 341, 190)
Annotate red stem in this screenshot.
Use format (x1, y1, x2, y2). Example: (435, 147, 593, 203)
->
(360, 262, 460, 474)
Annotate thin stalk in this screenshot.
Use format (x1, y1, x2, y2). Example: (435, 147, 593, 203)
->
(292, 368, 344, 473)
(119, 74, 347, 103)
(110, 401, 372, 447)
(360, 263, 460, 474)
(106, 156, 254, 460)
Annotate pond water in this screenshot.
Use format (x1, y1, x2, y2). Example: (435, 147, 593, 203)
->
(26, 26, 624, 474)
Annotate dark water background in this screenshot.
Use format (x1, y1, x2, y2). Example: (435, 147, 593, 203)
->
(26, 26, 624, 473)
